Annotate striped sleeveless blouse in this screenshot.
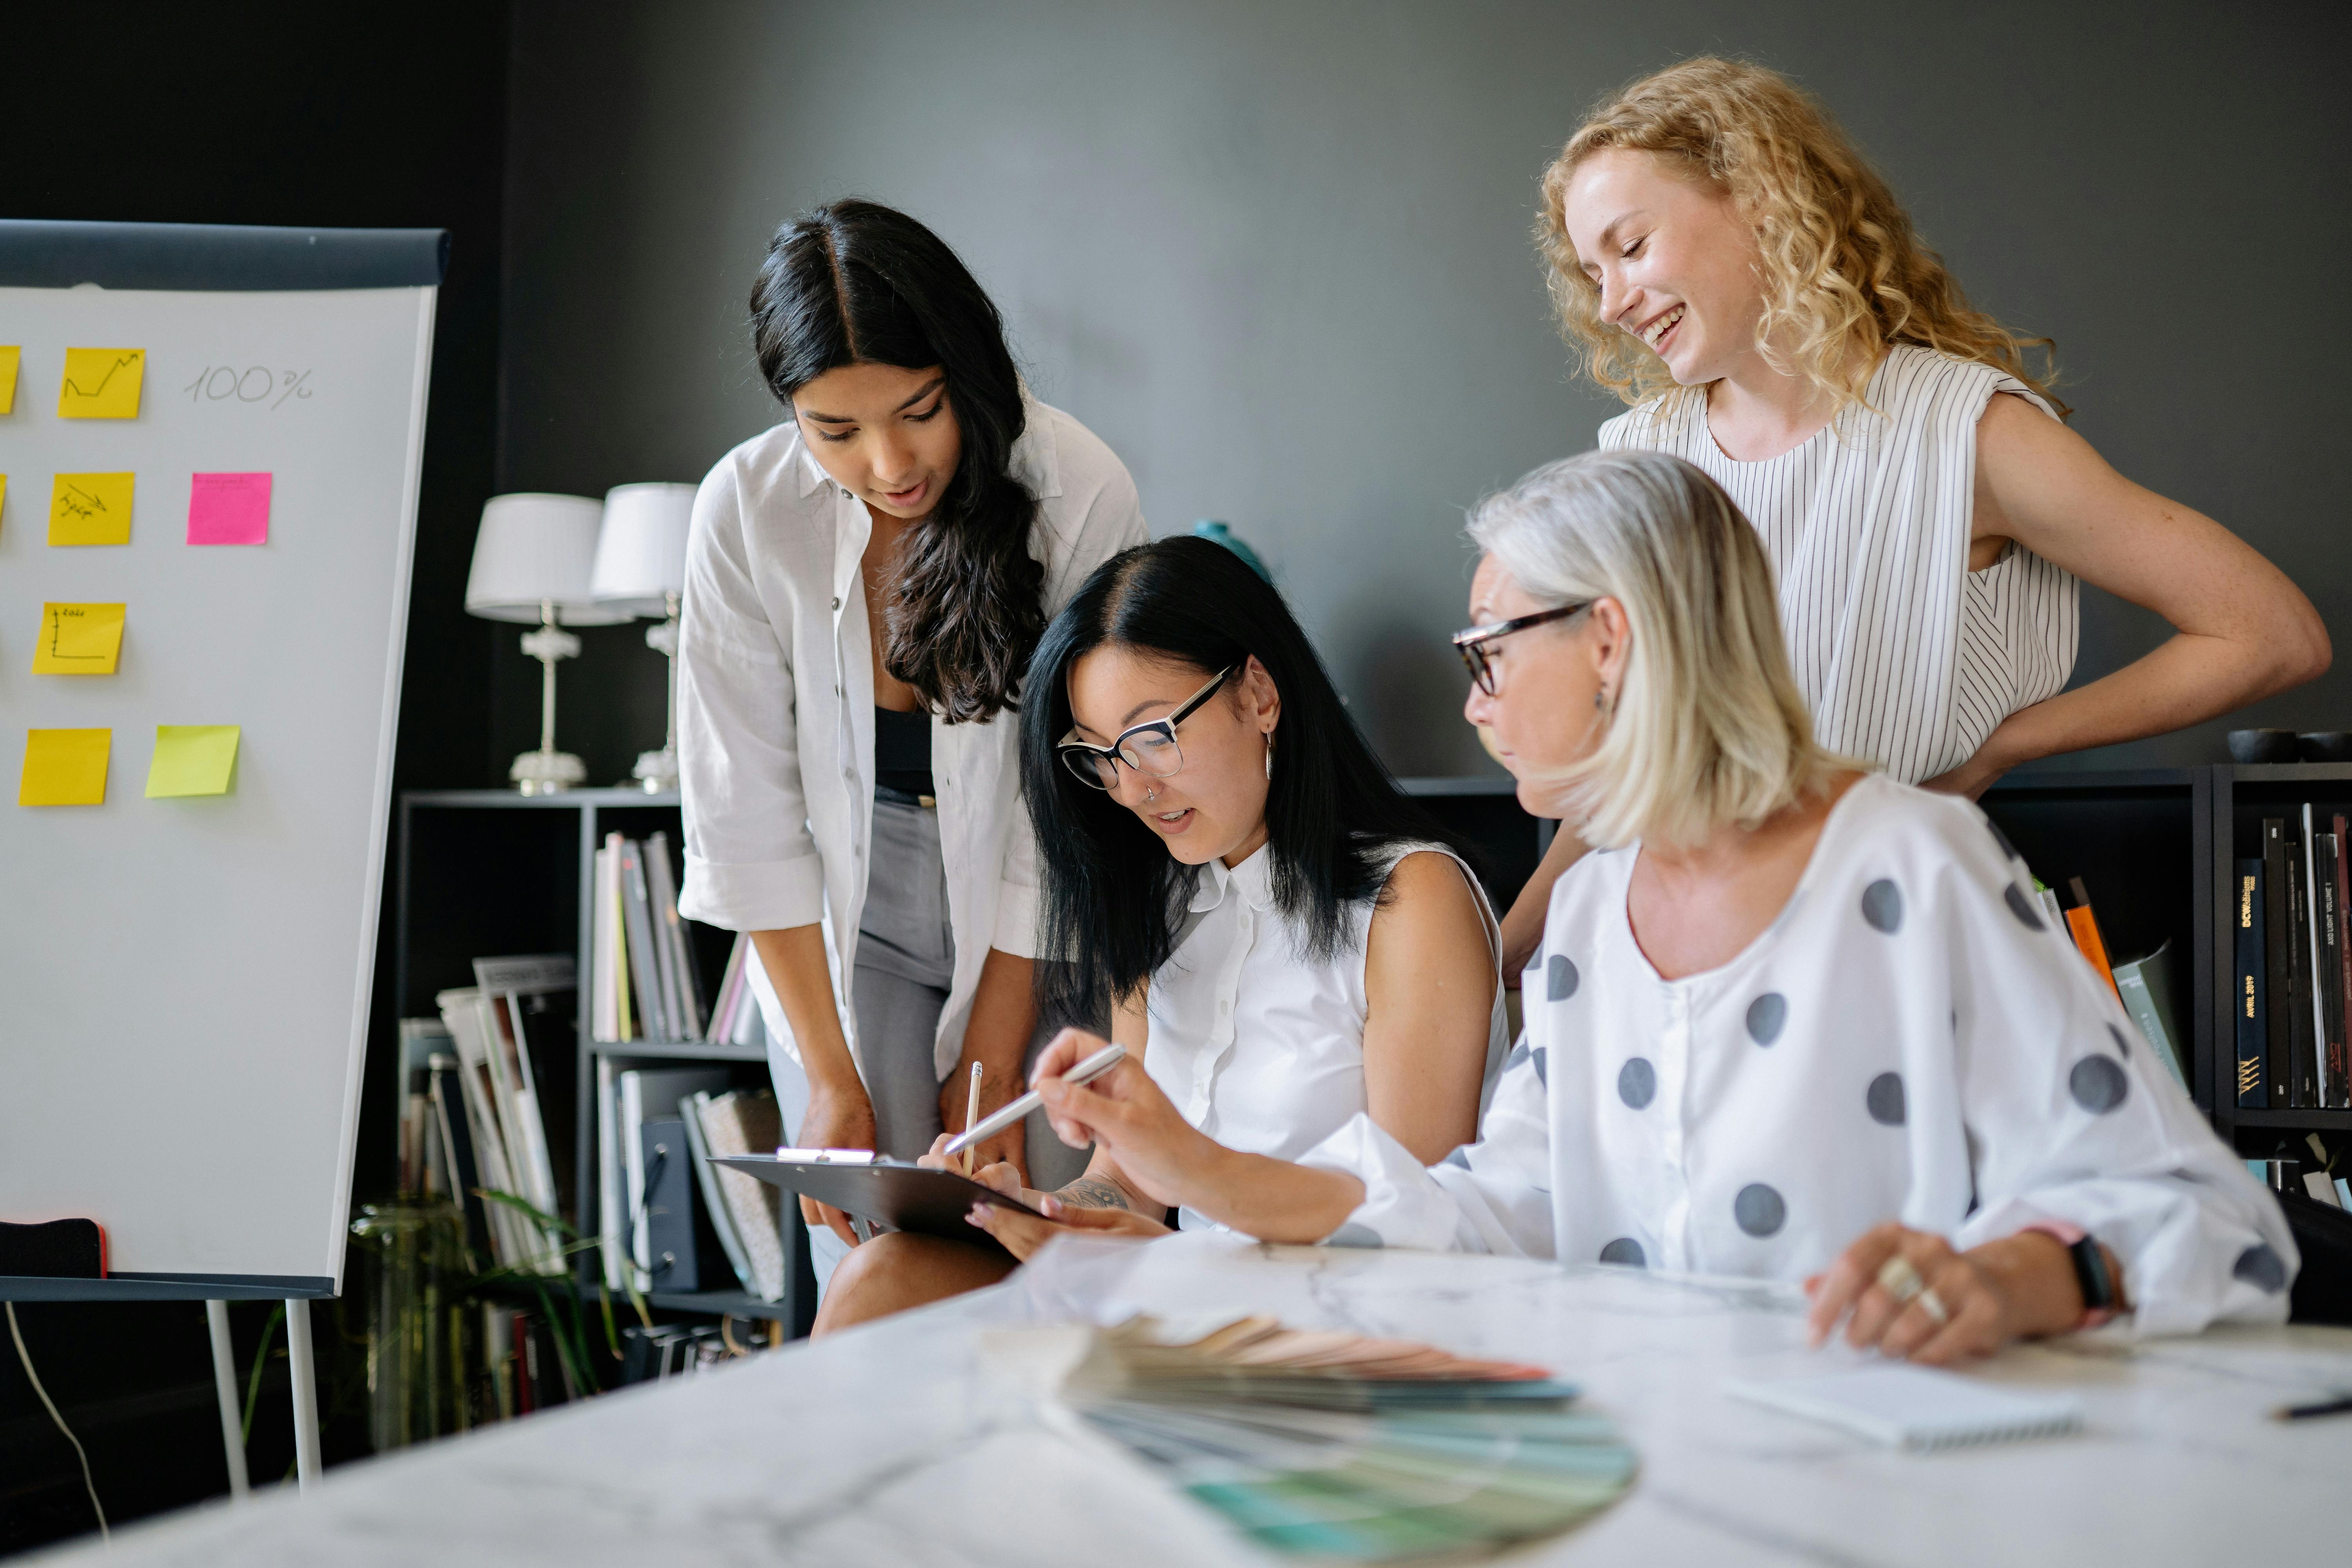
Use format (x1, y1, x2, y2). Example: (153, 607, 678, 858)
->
(1598, 345, 2078, 784)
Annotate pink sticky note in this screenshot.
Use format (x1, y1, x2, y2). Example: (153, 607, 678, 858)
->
(187, 472, 272, 546)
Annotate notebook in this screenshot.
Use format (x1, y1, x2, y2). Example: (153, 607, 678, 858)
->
(1726, 1365, 2085, 1452)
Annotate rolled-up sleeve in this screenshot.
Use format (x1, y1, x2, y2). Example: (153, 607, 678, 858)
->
(1941, 808, 2296, 1334)
(1296, 1033, 1557, 1257)
(676, 465, 824, 933)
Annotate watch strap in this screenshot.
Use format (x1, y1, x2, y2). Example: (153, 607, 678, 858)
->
(2018, 1220, 2118, 1328)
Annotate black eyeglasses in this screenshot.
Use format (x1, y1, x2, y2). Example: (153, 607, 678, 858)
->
(1058, 665, 1237, 790)
(1451, 605, 1589, 696)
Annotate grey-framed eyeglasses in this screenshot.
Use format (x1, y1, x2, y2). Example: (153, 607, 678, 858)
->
(1058, 665, 1236, 790)
(1452, 604, 1589, 696)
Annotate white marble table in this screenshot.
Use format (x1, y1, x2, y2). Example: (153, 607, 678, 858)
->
(43, 1234, 2352, 1566)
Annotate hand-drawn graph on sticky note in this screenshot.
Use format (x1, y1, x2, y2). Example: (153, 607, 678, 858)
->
(58, 348, 145, 419)
(146, 726, 240, 797)
(49, 472, 133, 545)
(32, 603, 126, 675)
(20, 728, 111, 806)
(0, 346, 18, 414)
(188, 472, 271, 545)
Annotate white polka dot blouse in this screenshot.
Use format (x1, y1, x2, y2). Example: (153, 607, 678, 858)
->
(1299, 774, 2297, 1336)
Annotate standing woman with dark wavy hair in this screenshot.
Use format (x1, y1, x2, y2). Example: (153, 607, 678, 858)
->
(675, 200, 1145, 1289)
(1494, 57, 2328, 975)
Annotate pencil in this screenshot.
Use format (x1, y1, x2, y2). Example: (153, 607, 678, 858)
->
(962, 1061, 984, 1176)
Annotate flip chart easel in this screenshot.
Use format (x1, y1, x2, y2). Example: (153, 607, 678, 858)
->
(0, 220, 443, 1489)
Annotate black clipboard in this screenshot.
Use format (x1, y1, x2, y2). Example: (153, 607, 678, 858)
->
(710, 1155, 1044, 1246)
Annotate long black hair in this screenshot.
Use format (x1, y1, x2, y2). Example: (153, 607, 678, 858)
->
(1024, 537, 1470, 1026)
(749, 199, 1042, 722)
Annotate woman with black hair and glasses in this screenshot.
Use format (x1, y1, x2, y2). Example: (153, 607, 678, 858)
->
(675, 200, 1145, 1289)
(809, 537, 1512, 1331)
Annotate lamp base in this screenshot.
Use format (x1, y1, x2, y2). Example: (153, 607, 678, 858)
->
(631, 747, 679, 795)
(510, 748, 587, 795)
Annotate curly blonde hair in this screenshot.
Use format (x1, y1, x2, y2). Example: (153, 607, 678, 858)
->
(1538, 57, 2067, 419)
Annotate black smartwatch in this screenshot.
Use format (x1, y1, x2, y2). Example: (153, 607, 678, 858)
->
(2064, 1233, 2120, 1321)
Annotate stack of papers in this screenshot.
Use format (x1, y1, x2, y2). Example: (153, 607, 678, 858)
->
(1005, 1316, 1637, 1561)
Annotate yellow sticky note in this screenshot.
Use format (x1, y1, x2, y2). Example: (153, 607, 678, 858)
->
(146, 726, 240, 798)
(20, 728, 110, 806)
(32, 603, 125, 675)
(0, 346, 18, 414)
(58, 348, 145, 419)
(49, 472, 132, 545)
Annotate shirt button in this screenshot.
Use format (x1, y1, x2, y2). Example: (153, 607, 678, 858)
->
(831, 596, 841, 611)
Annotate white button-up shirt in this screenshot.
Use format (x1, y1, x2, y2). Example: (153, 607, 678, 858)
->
(675, 398, 1146, 1078)
(1304, 775, 2298, 1336)
(1147, 841, 1512, 1230)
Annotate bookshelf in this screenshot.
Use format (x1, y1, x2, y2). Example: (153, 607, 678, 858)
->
(1981, 768, 2212, 1113)
(393, 789, 796, 1331)
(392, 769, 2325, 1332)
(2208, 765, 2352, 1149)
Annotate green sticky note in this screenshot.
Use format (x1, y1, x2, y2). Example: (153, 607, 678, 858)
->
(145, 725, 240, 797)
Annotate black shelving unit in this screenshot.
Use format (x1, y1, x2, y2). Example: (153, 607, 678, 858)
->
(2209, 765, 2352, 1151)
(394, 789, 782, 1329)
(1982, 767, 2212, 1112)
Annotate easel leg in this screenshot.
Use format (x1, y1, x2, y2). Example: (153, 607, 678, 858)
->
(285, 1299, 321, 1489)
(205, 1301, 250, 1499)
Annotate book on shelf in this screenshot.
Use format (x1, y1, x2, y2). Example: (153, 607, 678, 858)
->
(2324, 818, 2343, 1109)
(637, 1115, 733, 1294)
(2302, 808, 2343, 1109)
(2060, 878, 2121, 1001)
(2229, 809, 2352, 1109)
(612, 1065, 732, 1290)
(619, 839, 671, 1042)
(2287, 833, 2319, 1108)
(592, 840, 623, 1042)
(682, 1088, 788, 1301)
(2263, 819, 2294, 1107)
(589, 830, 718, 1045)
(703, 932, 768, 1049)
(436, 963, 573, 1276)
(2111, 939, 2189, 1096)
(2236, 858, 2268, 1108)
(644, 832, 705, 1040)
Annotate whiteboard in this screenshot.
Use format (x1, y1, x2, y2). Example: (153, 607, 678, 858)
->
(0, 227, 436, 1291)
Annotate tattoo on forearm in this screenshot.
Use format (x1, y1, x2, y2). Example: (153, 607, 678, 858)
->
(1054, 1176, 1132, 1212)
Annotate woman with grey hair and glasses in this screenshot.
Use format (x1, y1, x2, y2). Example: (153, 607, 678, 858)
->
(1007, 451, 2296, 1362)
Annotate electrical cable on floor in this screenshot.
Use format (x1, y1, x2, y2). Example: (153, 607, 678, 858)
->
(6, 1301, 109, 1541)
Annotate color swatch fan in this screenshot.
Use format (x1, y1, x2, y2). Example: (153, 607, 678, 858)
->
(990, 1316, 1636, 1561)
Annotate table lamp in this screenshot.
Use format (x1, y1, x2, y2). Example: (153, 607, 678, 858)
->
(590, 482, 697, 794)
(466, 493, 630, 794)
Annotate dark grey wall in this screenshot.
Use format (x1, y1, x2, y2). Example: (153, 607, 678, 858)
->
(499, 0, 2351, 784)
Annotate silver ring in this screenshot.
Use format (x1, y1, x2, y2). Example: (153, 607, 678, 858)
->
(1917, 1287, 1951, 1326)
(1876, 1255, 1925, 1304)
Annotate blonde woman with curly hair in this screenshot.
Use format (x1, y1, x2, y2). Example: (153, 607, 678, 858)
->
(1496, 57, 2326, 972)
(999, 451, 2296, 1363)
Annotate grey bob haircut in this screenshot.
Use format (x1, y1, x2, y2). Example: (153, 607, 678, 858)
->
(1466, 449, 1851, 850)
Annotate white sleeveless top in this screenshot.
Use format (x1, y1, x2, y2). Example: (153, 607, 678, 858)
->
(1598, 345, 2078, 783)
(1144, 839, 1512, 1231)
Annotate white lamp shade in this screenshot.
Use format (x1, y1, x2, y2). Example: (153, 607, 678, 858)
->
(465, 493, 633, 625)
(590, 482, 697, 615)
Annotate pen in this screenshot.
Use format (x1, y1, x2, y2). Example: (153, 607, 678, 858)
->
(962, 1061, 984, 1176)
(942, 1043, 1126, 1156)
(2273, 1393, 2352, 1421)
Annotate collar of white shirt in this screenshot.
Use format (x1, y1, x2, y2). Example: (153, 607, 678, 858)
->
(1190, 844, 1278, 916)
